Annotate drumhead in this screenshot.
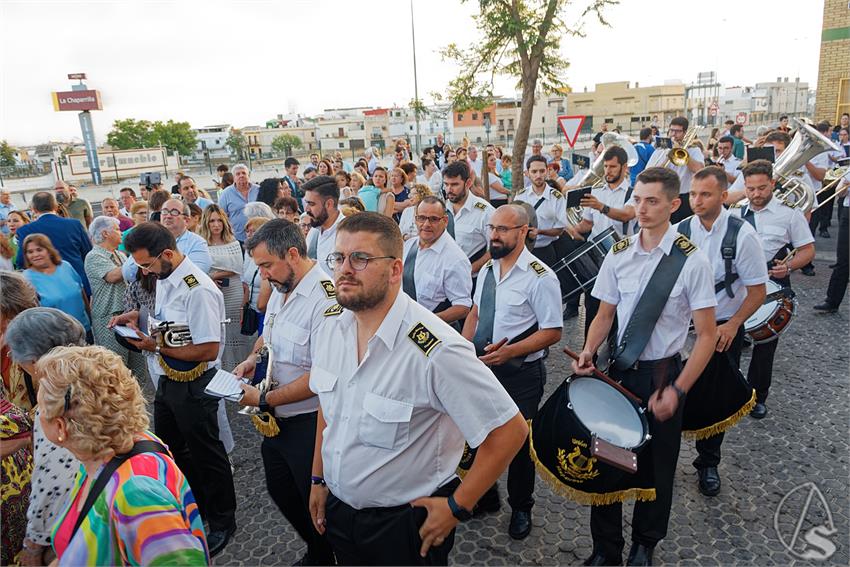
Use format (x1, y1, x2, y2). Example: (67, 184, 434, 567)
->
(744, 280, 782, 332)
(569, 377, 645, 448)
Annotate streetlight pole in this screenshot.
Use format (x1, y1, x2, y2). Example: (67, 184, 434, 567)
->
(410, 0, 421, 157)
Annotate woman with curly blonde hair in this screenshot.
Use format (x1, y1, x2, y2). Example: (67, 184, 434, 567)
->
(37, 345, 208, 565)
(397, 183, 433, 240)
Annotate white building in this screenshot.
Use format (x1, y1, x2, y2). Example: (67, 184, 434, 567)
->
(755, 78, 809, 120)
(192, 124, 232, 161)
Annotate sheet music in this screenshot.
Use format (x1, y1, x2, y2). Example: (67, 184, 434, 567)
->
(204, 369, 246, 402)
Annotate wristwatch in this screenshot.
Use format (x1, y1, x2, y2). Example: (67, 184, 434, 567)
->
(601, 204, 611, 216)
(671, 382, 686, 402)
(258, 391, 271, 414)
(154, 344, 161, 356)
(447, 493, 473, 522)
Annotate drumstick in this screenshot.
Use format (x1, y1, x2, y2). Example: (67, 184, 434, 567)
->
(563, 348, 643, 404)
(485, 337, 509, 352)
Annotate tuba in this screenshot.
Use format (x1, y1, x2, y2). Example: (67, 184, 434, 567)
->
(567, 133, 639, 225)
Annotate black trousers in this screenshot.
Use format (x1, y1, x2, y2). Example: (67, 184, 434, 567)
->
(262, 411, 335, 565)
(746, 273, 789, 404)
(671, 196, 693, 224)
(590, 356, 684, 559)
(826, 206, 849, 307)
(693, 323, 745, 470)
(324, 477, 461, 566)
(479, 359, 545, 512)
(154, 368, 236, 531)
(811, 186, 836, 231)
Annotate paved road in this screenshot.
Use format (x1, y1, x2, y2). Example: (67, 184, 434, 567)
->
(199, 230, 848, 566)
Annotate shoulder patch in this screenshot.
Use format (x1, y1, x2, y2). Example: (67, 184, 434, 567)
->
(612, 237, 631, 254)
(529, 260, 547, 277)
(183, 274, 200, 289)
(673, 234, 696, 256)
(474, 201, 487, 210)
(551, 189, 563, 199)
(320, 280, 336, 299)
(407, 322, 441, 356)
(323, 303, 343, 317)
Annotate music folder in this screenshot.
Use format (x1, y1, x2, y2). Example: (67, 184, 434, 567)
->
(571, 153, 591, 170)
(746, 146, 775, 164)
(566, 186, 593, 208)
(204, 369, 246, 402)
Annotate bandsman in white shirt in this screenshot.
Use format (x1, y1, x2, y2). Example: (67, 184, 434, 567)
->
(233, 219, 336, 566)
(566, 146, 638, 334)
(308, 212, 527, 566)
(730, 160, 815, 419)
(513, 155, 569, 267)
(114, 222, 237, 557)
(806, 121, 835, 240)
(714, 136, 742, 184)
(304, 175, 344, 277)
(462, 204, 563, 541)
(573, 167, 717, 566)
(402, 196, 473, 325)
(814, 171, 849, 313)
(677, 166, 768, 498)
(646, 116, 705, 223)
(443, 161, 494, 279)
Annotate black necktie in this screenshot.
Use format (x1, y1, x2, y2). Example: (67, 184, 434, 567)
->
(402, 244, 418, 300)
(742, 206, 756, 229)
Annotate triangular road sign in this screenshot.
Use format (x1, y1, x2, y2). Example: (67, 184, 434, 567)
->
(558, 115, 586, 148)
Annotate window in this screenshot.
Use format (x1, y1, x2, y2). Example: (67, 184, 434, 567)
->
(472, 113, 478, 120)
(541, 116, 545, 124)
(605, 118, 614, 124)
(457, 113, 464, 121)
(338, 127, 344, 137)
(837, 78, 850, 124)
(508, 119, 514, 129)
(498, 119, 504, 129)
(339, 143, 345, 149)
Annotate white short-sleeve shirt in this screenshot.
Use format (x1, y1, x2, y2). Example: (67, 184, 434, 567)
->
(581, 177, 635, 238)
(647, 146, 704, 194)
(729, 197, 815, 260)
(591, 224, 717, 360)
(676, 209, 768, 321)
(307, 213, 344, 277)
(716, 155, 741, 177)
(450, 193, 494, 267)
(513, 185, 568, 247)
(472, 246, 563, 362)
(263, 264, 337, 417)
(309, 292, 518, 509)
(402, 231, 473, 312)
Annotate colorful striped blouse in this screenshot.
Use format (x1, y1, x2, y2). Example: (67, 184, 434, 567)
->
(51, 432, 208, 566)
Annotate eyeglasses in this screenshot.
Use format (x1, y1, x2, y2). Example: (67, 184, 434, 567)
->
(485, 224, 525, 235)
(325, 251, 396, 271)
(160, 208, 187, 217)
(138, 250, 164, 271)
(415, 215, 446, 224)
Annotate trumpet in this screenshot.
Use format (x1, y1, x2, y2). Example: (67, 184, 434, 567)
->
(660, 126, 704, 168)
(810, 166, 849, 213)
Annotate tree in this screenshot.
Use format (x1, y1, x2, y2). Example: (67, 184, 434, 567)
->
(271, 134, 303, 157)
(226, 130, 248, 160)
(106, 118, 197, 156)
(441, 0, 615, 194)
(0, 140, 16, 167)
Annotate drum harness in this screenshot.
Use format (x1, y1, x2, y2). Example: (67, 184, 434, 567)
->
(676, 215, 743, 299)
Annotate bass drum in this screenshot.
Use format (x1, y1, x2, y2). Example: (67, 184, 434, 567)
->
(551, 227, 621, 300)
(744, 280, 796, 344)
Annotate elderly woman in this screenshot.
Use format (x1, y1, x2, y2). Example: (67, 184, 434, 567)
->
(5, 308, 86, 566)
(0, 272, 39, 411)
(35, 345, 208, 565)
(242, 200, 276, 220)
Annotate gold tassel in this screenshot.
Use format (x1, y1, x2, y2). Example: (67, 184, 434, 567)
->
(252, 413, 280, 437)
(528, 421, 657, 506)
(159, 356, 206, 382)
(681, 389, 757, 440)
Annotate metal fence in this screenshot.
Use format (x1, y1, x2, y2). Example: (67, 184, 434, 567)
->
(0, 162, 52, 179)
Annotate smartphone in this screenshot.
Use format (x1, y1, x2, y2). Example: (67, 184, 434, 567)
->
(217, 277, 231, 288)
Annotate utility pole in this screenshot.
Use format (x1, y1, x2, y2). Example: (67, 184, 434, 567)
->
(410, 0, 421, 157)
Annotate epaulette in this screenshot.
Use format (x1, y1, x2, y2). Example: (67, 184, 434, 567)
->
(183, 274, 200, 289)
(673, 234, 696, 256)
(474, 201, 487, 211)
(612, 237, 631, 254)
(407, 322, 441, 356)
(529, 260, 547, 277)
(324, 304, 343, 317)
(551, 189, 563, 199)
(320, 280, 336, 299)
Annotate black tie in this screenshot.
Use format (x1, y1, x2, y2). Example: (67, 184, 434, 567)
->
(742, 206, 756, 229)
(402, 244, 418, 300)
(472, 266, 496, 355)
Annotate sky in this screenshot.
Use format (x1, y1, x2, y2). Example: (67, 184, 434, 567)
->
(0, 0, 825, 146)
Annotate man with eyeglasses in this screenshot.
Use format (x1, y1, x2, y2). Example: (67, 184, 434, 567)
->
(401, 196, 472, 325)
(461, 204, 563, 541)
(178, 176, 213, 210)
(443, 161, 494, 282)
(121, 199, 212, 282)
(114, 222, 237, 557)
(646, 116, 704, 223)
(118, 187, 136, 217)
(308, 212, 526, 565)
(303, 176, 343, 277)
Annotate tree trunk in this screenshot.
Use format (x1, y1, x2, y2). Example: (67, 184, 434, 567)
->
(510, 62, 541, 198)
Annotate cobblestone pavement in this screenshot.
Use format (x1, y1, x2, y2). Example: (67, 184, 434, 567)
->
(200, 233, 848, 566)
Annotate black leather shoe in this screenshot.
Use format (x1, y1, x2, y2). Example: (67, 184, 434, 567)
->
(698, 467, 721, 496)
(508, 510, 532, 540)
(626, 542, 654, 566)
(801, 265, 816, 276)
(819, 229, 830, 238)
(207, 523, 237, 557)
(584, 551, 622, 566)
(750, 402, 768, 419)
(814, 302, 839, 313)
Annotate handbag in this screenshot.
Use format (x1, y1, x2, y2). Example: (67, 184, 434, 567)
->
(240, 269, 260, 336)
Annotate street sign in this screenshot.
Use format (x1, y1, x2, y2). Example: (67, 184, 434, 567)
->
(51, 90, 102, 112)
(735, 112, 748, 125)
(709, 102, 719, 117)
(67, 73, 87, 80)
(558, 115, 586, 148)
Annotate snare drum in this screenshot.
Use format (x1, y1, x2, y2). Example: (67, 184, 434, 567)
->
(744, 280, 796, 344)
(529, 375, 655, 506)
(551, 227, 621, 299)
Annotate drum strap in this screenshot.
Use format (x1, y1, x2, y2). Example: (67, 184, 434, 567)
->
(677, 216, 743, 298)
(621, 186, 634, 236)
(533, 196, 546, 210)
(611, 243, 689, 371)
(741, 206, 756, 229)
(402, 243, 418, 301)
(468, 245, 487, 264)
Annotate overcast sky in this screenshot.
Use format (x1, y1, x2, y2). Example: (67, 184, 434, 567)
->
(0, 0, 824, 146)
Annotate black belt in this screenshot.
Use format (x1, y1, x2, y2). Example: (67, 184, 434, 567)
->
(329, 476, 461, 515)
(468, 246, 487, 264)
(623, 353, 681, 371)
(272, 410, 318, 424)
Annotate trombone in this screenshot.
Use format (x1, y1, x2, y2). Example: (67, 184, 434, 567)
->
(810, 166, 849, 213)
(660, 126, 704, 168)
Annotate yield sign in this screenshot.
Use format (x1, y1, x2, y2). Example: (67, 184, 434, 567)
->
(558, 115, 586, 148)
